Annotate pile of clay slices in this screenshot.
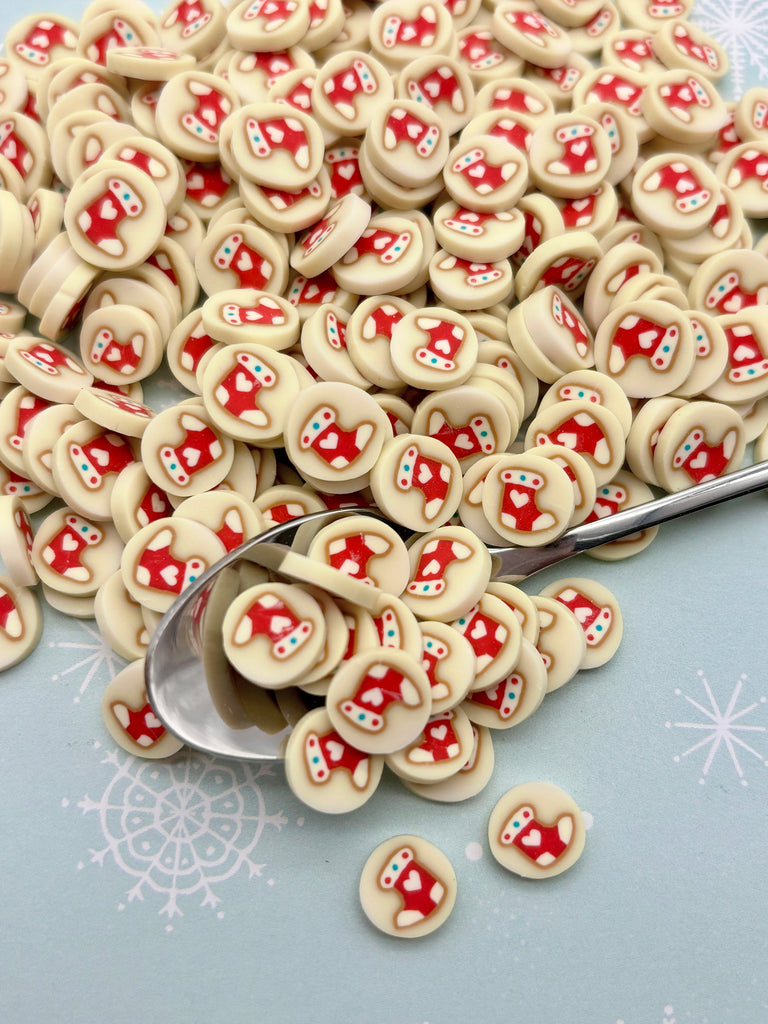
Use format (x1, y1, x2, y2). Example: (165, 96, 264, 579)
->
(0, 0, 767, 925)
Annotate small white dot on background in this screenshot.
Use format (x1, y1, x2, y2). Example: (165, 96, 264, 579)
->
(581, 811, 594, 830)
(465, 841, 483, 861)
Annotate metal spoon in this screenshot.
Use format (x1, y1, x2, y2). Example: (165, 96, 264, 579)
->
(146, 459, 768, 761)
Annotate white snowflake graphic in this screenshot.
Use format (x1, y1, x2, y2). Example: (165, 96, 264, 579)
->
(48, 621, 126, 704)
(694, 0, 768, 97)
(666, 671, 768, 786)
(72, 745, 288, 926)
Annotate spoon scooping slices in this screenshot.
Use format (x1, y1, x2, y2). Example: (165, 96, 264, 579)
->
(146, 459, 768, 761)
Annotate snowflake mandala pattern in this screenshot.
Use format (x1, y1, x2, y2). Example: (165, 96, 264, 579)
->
(694, 0, 768, 97)
(667, 671, 768, 786)
(48, 621, 126, 704)
(74, 745, 288, 925)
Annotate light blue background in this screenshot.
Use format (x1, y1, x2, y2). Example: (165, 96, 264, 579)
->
(1, 3, 768, 1023)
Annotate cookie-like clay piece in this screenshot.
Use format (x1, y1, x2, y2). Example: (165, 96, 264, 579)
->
(359, 834, 457, 938)
(284, 706, 384, 814)
(652, 400, 746, 492)
(462, 636, 547, 729)
(65, 160, 167, 271)
(222, 581, 327, 689)
(369, 433, 463, 532)
(102, 658, 185, 759)
(386, 707, 476, 785)
(531, 594, 586, 691)
(401, 526, 492, 623)
(488, 781, 586, 878)
(539, 577, 623, 669)
(401, 724, 495, 803)
(0, 573, 41, 670)
(327, 647, 432, 755)
(480, 452, 575, 547)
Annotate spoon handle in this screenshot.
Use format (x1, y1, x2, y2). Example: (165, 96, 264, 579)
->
(489, 460, 768, 581)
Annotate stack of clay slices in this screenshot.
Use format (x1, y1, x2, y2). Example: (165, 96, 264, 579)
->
(0, 0, 766, 808)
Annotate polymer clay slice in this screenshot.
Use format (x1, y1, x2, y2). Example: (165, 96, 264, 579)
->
(359, 834, 457, 938)
(492, 2, 572, 68)
(201, 343, 300, 444)
(488, 781, 586, 878)
(631, 152, 720, 239)
(462, 636, 547, 729)
(121, 516, 226, 613)
(385, 707, 475, 786)
(532, 594, 586, 691)
(109, 462, 174, 542)
(4, 336, 93, 403)
(396, 54, 474, 137)
(290, 194, 372, 278)
(642, 68, 729, 146)
(525, 398, 625, 487)
(154, 70, 238, 161)
(312, 51, 394, 136)
(65, 159, 167, 270)
(102, 658, 185, 758)
(593, 299, 695, 398)
(365, 99, 449, 189)
(285, 706, 384, 814)
(401, 525, 491, 623)
(401, 724, 494, 803)
(31, 506, 124, 597)
(141, 404, 234, 496)
(306, 514, 410, 595)
(539, 577, 622, 669)
(480, 453, 575, 547)
(229, 101, 325, 191)
(0, 573, 42, 670)
(368, 0, 455, 70)
(172, 490, 263, 553)
(528, 113, 611, 198)
(283, 381, 391, 486)
(331, 211, 425, 296)
(452, 591, 522, 691)
(418, 619, 477, 714)
(443, 134, 529, 214)
(652, 400, 746, 492)
(369, 433, 462, 533)
(72, 388, 155, 439)
(79, 304, 164, 384)
(51, 420, 137, 522)
(390, 307, 478, 390)
(94, 570, 150, 661)
(0, 494, 36, 587)
(583, 469, 658, 562)
(327, 647, 432, 756)
(201, 289, 299, 350)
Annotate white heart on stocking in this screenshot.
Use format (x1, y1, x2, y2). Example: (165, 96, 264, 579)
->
(407, 123, 421, 139)
(160, 564, 180, 586)
(100, 199, 118, 220)
(317, 432, 338, 449)
(337, 163, 355, 180)
(453, 433, 474, 450)
(341, 72, 356, 91)
(417, 464, 433, 484)
(467, 165, 485, 178)
(304, 284, 319, 298)
(521, 829, 542, 847)
(423, 80, 441, 98)
(430, 724, 447, 741)
(689, 451, 708, 469)
(267, 125, 285, 144)
(360, 686, 384, 707)
(325, 740, 345, 762)
(3, 139, 17, 160)
(573, 605, 592, 623)
(237, 251, 253, 272)
(402, 869, 423, 892)
(151, 493, 166, 513)
(61, 533, 79, 551)
(507, 489, 529, 509)
(470, 620, 488, 640)
(235, 372, 252, 392)
(144, 712, 163, 730)
(182, 446, 201, 468)
(570, 140, 588, 158)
